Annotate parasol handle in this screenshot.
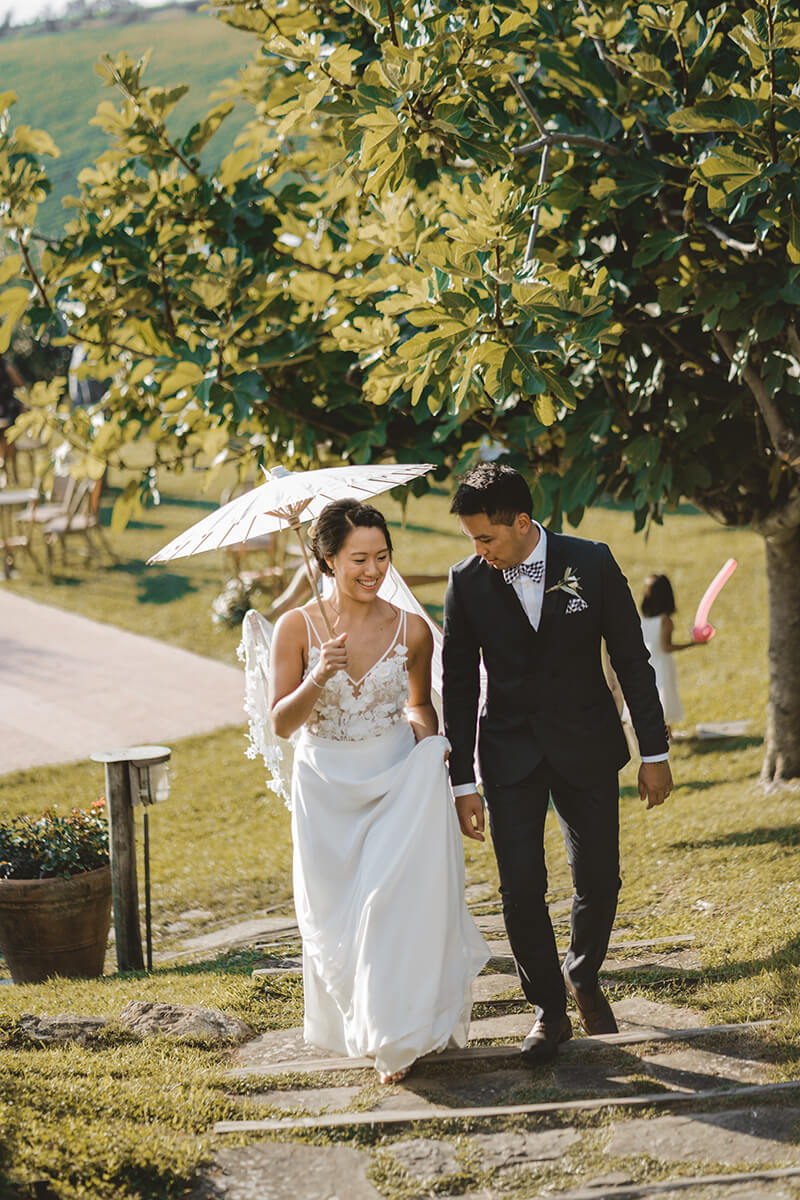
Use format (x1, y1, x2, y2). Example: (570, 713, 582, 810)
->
(287, 516, 336, 639)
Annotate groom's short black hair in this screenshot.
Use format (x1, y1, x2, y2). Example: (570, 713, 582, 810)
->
(450, 463, 533, 526)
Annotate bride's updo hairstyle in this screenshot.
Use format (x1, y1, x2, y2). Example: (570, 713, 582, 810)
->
(310, 499, 393, 577)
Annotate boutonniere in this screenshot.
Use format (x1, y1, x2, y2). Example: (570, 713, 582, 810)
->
(545, 565, 582, 598)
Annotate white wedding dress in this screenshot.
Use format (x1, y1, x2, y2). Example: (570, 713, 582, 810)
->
(243, 600, 489, 1077)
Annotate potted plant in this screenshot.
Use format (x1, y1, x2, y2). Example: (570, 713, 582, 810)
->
(0, 802, 112, 984)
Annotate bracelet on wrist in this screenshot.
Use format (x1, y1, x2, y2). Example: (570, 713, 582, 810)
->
(309, 671, 325, 689)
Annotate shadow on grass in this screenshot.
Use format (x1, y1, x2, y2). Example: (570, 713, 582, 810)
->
(670, 824, 800, 851)
(47, 575, 82, 587)
(109, 561, 200, 604)
(642, 932, 800, 998)
(96, 506, 165, 532)
(620, 778, 728, 799)
(679, 735, 764, 754)
(157, 495, 218, 513)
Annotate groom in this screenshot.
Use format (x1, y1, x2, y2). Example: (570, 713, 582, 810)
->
(442, 463, 672, 1064)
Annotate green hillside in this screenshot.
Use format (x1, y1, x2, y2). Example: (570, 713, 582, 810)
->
(0, 9, 257, 235)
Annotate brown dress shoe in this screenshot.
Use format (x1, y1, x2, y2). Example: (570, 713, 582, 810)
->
(562, 964, 618, 1035)
(520, 1013, 572, 1065)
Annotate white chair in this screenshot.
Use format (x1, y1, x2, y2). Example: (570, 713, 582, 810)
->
(42, 478, 116, 578)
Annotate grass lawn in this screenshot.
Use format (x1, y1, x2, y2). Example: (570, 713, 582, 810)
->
(0, 8, 256, 237)
(1, 469, 798, 1199)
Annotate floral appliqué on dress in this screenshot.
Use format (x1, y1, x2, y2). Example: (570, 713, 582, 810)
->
(305, 643, 409, 741)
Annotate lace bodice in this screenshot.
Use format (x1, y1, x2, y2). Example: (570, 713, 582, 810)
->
(302, 608, 410, 741)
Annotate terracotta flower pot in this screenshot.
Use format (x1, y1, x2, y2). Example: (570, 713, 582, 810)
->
(0, 864, 112, 984)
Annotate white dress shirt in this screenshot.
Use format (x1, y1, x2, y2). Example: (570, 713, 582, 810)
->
(451, 522, 667, 798)
(509, 521, 548, 631)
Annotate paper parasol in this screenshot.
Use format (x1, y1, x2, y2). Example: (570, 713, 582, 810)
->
(147, 462, 435, 636)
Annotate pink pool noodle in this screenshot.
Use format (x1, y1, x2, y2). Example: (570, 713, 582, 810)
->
(692, 558, 737, 642)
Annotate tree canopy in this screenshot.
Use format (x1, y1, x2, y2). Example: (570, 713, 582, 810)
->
(1, 0, 799, 774)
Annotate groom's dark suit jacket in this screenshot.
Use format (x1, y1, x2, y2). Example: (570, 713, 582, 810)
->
(442, 531, 669, 790)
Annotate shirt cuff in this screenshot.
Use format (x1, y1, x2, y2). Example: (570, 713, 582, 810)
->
(641, 753, 670, 763)
(452, 782, 479, 797)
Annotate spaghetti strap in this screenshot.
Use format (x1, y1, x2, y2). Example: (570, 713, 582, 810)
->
(384, 607, 404, 657)
(299, 608, 323, 655)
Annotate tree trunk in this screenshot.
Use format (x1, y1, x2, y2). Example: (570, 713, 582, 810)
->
(761, 523, 800, 783)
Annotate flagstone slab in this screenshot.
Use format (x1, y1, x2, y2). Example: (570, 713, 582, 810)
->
(470, 1126, 581, 1168)
(486, 934, 696, 963)
(604, 1107, 800, 1166)
(371, 1087, 441, 1114)
(234, 1027, 338, 1069)
(471, 999, 708, 1042)
(234, 1086, 363, 1115)
(469, 1011, 532, 1040)
(552, 1063, 659, 1095)
(383, 1137, 461, 1181)
(552, 1166, 800, 1200)
(191, 1144, 381, 1200)
(476, 898, 571, 937)
(602, 948, 702, 974)
(653, 1183, 799, 1200)
(465, 882, 498, 905)
(472, 973, 522, 1002)
(419, 1068, 531, 1106)
(251, 959, 303, 979)
(639, 1045, 771, 1090)
(611, 997, 705, 1031)
(174, 917, 298, 956)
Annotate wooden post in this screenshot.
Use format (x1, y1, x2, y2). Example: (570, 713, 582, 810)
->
(104, 760, 144, 972)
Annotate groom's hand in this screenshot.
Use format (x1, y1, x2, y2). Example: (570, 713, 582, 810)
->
(455, 792, 485, 842)
(638, 761, 673, 810)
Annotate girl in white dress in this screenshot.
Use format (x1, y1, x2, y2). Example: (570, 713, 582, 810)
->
(640, 574, 704, 734)
(268, 499, 488, 1083)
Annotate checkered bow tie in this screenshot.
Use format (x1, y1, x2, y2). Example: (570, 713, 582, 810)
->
(502, 560, 545, 585)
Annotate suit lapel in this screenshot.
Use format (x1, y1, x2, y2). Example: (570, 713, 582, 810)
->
(540, 531, 568, 629)
(484, 560, 539, 649)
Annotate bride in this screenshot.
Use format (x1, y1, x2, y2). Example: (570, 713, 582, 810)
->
(267, 498, 489, 1083)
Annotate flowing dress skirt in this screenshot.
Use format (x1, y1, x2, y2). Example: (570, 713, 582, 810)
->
(291, 723, 489, 1075)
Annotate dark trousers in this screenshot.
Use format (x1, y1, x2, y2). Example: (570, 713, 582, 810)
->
(484, 758, 621, 1021)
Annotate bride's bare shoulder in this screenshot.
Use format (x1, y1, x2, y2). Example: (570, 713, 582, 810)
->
(405, 611, 433, 650)
(273, 607, 309, 643)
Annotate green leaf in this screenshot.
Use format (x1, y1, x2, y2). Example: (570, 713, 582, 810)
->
(533, 395, 556, 425)
(0, 286, 30, 354)
(0, 255, 23, 286)
(633, 231, 686, 268)
(159, 362, 205, 397)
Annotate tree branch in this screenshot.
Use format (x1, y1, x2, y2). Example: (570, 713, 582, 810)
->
(157, 254, 176, 340)
(575, 0, 655, 155)
(18, 238, 51, 309)
(713, 327, 800, 471)
(524, 141, 551, 265)
(765, 0, 779, 164)
(510, 76, 545, 136)
(514, 132, 623, 157)
(493, 246, 504, 328)
(669, 210, 758, 254)
(385, 0, 401, 47)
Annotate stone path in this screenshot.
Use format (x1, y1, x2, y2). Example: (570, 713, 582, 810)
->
(187, 888, 800, 1200)
(0, 590, 246, 772)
